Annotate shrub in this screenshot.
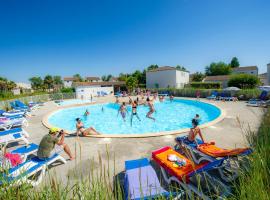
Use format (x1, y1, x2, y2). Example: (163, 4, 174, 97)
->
(188, 82, 221, 89)
(150, 88, 261, 100)
(228, 74, 260, 89)
(60, 87, 75, 93)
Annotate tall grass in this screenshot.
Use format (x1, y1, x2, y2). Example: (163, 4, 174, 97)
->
(229, 108, 270, 200)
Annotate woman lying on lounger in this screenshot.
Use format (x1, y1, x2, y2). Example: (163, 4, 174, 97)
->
(76, 118, 100, 136)
(175, 118, 205, 146)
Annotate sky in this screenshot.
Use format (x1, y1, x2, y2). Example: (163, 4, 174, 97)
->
(0, 0, 270, 82)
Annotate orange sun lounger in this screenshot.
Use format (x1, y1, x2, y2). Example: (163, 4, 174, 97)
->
(152, 146, 231, 200)
(152, 146, 208, 183)
(197, 143, 250, 158)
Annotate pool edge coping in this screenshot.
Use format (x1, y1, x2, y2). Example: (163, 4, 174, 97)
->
(42, 98, 226, 138)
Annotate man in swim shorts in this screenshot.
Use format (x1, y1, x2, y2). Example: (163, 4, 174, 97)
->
(118, 102, 128, 122)
(146, 97, 155, 121)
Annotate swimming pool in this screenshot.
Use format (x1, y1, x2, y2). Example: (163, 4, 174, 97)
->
(47, 99, 222, 136)
(55, 99, 94, 106)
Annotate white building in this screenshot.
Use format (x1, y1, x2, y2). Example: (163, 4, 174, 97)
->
(146, 66, 189, 89)
(232, 66, 258, 76)
(74, 81, 125, 99)
(63, 77, 78, 88)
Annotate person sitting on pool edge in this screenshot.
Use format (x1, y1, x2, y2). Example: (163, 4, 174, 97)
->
(175, 118, 205, 147)
(194, 114, 201, 124)
(37, 127, 74, 161)
(76, 118, 100, 136)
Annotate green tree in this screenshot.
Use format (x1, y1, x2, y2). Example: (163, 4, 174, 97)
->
(118, 73, 128, 82)
(141, 69, 146, 84)
(147, 64, 158, 71)
(106, 74, 113, 81)
(29, 77, 43, 90)
(53, 76, 63, 91)
(205, 62, 232, 76)
(132, 70, 143, 83)
(228, 74, 260, 89)
(6, 81, 16, 91)
(101, 75, 107, 81)
(73, 74, 83, 82)
(126, 76, 138, 92)
(230, 57, 240, 68)
(176, 65, 186, 71)
(43, 75, 54, 90)
(192, 72, 205, 82)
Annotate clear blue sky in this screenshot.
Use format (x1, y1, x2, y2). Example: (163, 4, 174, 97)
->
(0, 0, 269, 82)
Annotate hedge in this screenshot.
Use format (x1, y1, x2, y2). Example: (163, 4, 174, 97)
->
(188, 82, 221, 89)
(149, 88, 264, 100)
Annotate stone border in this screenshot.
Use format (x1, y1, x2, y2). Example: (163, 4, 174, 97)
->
(42, 98, 226, 138)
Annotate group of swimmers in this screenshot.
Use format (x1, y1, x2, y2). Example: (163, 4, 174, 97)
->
(74, 93, 178, 135)
(117, 96, 156, 125)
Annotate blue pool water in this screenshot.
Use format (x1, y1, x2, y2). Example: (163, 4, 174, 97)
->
(56, 99, 94, 106)
(48, 99, 221, 135)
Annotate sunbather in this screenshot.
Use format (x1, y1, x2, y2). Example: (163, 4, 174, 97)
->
(37, 127, 74, 161)
(175, 119, 205, 146)
(76, 118, 100, 136)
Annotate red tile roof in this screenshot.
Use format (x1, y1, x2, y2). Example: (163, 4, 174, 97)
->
(63, 77, 78, 81)
(147, 66, 176, 72)
(204, 75, 230, 81)
(73, 81, 125, 87)
(86, 77, 100, 81)
(232, 66, 258, 72)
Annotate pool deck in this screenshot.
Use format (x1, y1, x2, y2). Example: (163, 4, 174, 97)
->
(23, 96, 264, 184)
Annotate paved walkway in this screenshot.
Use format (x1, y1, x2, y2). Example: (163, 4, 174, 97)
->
(24, 97, 264, 183)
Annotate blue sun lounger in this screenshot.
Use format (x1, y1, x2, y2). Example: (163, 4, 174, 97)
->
(0, 109, 26, 117)
(247, 90, 268, 107)
(206, 91, 218, 100)
(124, 158, 182, 200)
(0, 132, 29, 145)
(0, 118, 28, 131)
(0, 127, 29, 137)
(11, 143, 39, 162)
(0, 153, 66, 187)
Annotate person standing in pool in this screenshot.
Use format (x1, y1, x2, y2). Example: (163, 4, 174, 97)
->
(146, 97, 155, 121)
(84, 109, 90, 117)
(118, 102, 128, 122)
(170, 95, 174, 102)
(76, 118, 100, 136)
(129, 97, 141, 126)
